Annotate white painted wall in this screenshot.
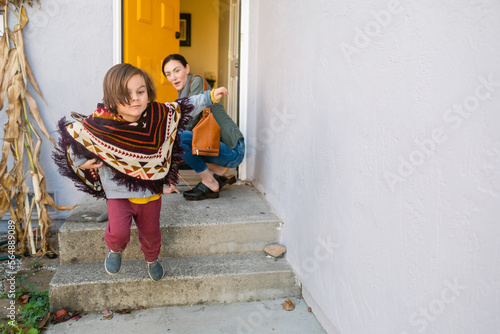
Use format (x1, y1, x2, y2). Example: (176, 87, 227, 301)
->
(0, 1, 113, 218)
(243, 1, 500, 333)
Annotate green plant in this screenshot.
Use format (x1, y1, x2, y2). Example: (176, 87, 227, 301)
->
(29, 261, 41, 270)
(18, 290, 49, 331)
(23, 284, 39, 294)
(0, 273, 47, 334)
(0, 290, 49, 333)
(0, 273, 28, 299)
(14, 274, 28, 299)
(0, 321, 38, 334)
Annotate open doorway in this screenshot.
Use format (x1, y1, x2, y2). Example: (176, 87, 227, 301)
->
(116, 0, 242, 185)
(176, 0, 241, 184)
(117, 0, 240, 121)
(178, 0, 240, 124)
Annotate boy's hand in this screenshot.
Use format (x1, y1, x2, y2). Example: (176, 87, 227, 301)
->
(78, 158, 103, 170)
(163, 184, 180, 194)
(213, 87, 229, 101)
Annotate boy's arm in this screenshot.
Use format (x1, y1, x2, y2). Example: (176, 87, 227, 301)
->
(78, 158, 103, 169)
(69, 147, 102, 169)
(185, 90, 212, 117)
(185, 88, 229, 117)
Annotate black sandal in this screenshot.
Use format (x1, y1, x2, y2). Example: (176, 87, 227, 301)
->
(183, 182, 219, 201)
(213, 174, 236, 190)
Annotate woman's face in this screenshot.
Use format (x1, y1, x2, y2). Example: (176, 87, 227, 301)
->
(163, 60, 190, 91)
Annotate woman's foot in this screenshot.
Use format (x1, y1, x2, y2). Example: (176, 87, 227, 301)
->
(183, 182, 219, 201)
(207, 164, 236, 190)
(200, 169, 220, 192)
(213, 174, 236, 190)
(207, 164, 228, 177)
(183, 169, 220, 200)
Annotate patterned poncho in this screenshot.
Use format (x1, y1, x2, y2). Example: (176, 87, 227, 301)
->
(53, 100, 191, 199)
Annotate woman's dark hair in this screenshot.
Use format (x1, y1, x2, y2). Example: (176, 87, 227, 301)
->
(162, 54, 188, 77)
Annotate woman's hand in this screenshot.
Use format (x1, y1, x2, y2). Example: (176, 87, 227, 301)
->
(163, 184, 180, 194)
(78, 158, 103, 170)
(213, 87, 229, 101)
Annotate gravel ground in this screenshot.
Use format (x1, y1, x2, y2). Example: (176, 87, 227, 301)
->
(0, 230, 60, 295)
(0, 258, 23, 295)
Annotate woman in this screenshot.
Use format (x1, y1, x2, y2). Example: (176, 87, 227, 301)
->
(162, 54, 245, 200)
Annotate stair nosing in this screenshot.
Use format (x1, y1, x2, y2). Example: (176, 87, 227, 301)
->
(60, 219, 282, 232)
(50, 253, 293, 287)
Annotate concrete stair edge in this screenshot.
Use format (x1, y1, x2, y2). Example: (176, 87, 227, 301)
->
(64, 185, 280, 225)
(59, 220, 282, 263)
(58, 185, 284, 263)
(49, 253, 300, 312)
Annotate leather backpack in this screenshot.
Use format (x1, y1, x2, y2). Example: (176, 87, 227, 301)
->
(190, 75, 221, 156)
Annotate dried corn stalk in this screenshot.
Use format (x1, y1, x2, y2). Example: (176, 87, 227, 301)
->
(0, 1, 75, 256)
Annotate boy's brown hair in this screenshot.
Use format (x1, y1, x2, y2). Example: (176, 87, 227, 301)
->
(102, 63, 157, 114)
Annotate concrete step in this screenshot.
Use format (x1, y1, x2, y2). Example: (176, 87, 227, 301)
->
(49, 252, 300, 312)
(176, 168, 237, 187)
(59, 185, 281, 263)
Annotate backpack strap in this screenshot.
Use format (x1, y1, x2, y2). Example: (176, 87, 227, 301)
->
(188, 74, 209, 94)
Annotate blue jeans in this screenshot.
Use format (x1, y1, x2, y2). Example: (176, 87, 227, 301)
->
(179, 130, 245, 173)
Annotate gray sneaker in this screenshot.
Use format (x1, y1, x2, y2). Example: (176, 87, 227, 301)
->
(105, 251, 121, 275)
(96, 211, 108, 222)
(147, 260, 164, 281)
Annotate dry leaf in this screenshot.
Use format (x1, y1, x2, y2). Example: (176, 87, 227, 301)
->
(23, 50, 44, 99)
(283, 299, 295, 311)
(19, 7, 29, 30)
(102, 309, 113, 320)
(25, 90, 56, 147)
(13, 29, 28, 87)
(52, 309, 72, 323)
(37, 311, 50, 328)
(19, 293, 30, 304)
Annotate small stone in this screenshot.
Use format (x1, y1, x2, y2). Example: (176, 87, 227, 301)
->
(264, 244, 286, 258)
(308, 307, 312, 312)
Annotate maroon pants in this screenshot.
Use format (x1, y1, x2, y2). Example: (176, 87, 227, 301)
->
(104, 198, 161, 262)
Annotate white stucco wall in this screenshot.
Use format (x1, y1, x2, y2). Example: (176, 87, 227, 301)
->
(244, 1, 500, 333)
(1, 0, 113, 218)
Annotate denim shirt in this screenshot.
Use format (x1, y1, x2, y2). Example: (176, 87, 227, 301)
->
(70, 91, 213, 199)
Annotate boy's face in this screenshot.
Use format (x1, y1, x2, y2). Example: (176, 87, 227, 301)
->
(116, 74, 149, 122)
(163, 60, 190, 91)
